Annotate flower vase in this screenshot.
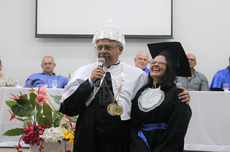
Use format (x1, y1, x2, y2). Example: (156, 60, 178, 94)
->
(30, 141, 72, 152)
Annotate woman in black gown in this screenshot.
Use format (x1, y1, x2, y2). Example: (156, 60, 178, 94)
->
(129, 42, 192, 152)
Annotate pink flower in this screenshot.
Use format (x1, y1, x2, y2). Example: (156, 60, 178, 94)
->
(38, 125, 42, 130)
(36, 85, 48, 95)
(71, 124, 76, 129)
(10, 95, 21, 99)
(65, 115, 73, 127)
(66, 115, 72, 122)
(36, 94, 48, 106)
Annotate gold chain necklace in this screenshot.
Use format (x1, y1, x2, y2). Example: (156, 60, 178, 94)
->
(104, 63, 123, 116)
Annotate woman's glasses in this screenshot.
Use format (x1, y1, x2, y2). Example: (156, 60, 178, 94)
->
(149, 59, 167, 65)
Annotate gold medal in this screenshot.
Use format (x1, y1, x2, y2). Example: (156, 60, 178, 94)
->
(107, 103, 116, 116)
(104, 65, 124, 117)
(113, 105, 123, 116)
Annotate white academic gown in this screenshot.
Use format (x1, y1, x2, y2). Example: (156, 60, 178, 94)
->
(61, 61, 148, 120)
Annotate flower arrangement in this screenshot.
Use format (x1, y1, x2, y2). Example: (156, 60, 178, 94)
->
(3, 84, 77, 152)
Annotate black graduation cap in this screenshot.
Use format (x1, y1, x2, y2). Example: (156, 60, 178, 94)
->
(147, 42, 191, 77)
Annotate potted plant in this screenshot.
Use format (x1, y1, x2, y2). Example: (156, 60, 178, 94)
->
(3, 84, 77, 152)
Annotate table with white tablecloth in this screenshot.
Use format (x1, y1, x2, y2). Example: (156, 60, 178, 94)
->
(184, 91, 230, 152)
(1, 88, 230, 151)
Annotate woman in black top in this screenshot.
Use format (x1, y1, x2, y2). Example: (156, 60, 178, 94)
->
(129, 42, 192, 152)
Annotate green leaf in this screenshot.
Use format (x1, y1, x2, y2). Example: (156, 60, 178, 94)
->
(36, 103, 52, 126)
(36, 103, 42, 112)
(53, 113, 63, 127)
(68, 72, 71, 80)
(12, 99, 33, 117)
(53, 118, 60, 127)
(22, 120, 30, 128)
(5, 101, 17, 109)
(43, 103, 52, 126)
(71, 116, 78, 122)
(29, 93, 37, 109)
(50, 95, 62, 105)
(3, 128, 24, 136)
(36, 104, 43, 125)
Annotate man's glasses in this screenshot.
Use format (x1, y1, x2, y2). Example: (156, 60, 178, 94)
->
(43, 62, 53, 66)
(188, 58, 196, 62)
(149, 59, 167, 65)
(94, 45, 118, 51)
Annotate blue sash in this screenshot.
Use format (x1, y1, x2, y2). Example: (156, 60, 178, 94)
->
(138, 123, 167, 152)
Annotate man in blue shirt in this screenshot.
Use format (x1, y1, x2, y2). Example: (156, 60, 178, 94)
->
(134, 52, 150, 74)
(24, 56, 68, 88)
(210, 57, 230, 91)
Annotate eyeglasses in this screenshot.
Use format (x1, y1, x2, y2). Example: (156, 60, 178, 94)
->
(43, 62, 53, 66)
(94, 45, 118, 51)
(149, 59, 167, 65)
(188, 58, 196, 62)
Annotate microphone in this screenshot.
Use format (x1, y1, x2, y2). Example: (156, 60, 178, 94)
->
(95, 57, 105, 88)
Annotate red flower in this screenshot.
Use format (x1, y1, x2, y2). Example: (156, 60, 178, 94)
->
(38, 130, 43, 135)
(10, 114, 16, 121)
(29, 88, 35, 92)
(22, 125, 49, 146)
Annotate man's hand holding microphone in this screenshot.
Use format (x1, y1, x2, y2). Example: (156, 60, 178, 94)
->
(91, 57, 105, 88)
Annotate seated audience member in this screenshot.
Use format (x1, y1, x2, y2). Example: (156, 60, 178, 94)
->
(24, 56, 68, 88)
(134, 52, 149, 74)
(210, 56, 230, 91)
(175, 54, 209, 91)
(0, 59, 15, 87)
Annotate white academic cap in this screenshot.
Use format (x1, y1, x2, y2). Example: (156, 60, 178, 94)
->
(92, 20, 126, 46)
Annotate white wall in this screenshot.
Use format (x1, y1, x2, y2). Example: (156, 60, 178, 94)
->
(0, 0, 229, 87)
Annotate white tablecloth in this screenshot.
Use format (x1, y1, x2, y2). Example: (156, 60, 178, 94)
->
(184, 91, 230, 151)
(1, 88, 230, 151)
(0, 87, 64, 147)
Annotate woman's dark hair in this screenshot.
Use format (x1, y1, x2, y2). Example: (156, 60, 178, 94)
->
(140, 56, 176, 90)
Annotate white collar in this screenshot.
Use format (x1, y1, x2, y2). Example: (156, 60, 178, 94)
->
(138, 86, 165, 112)
(103, 62, 125, 96)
